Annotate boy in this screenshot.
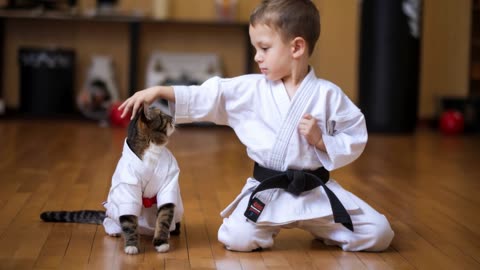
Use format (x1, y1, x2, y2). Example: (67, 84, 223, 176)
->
(119, 0, 394, 252)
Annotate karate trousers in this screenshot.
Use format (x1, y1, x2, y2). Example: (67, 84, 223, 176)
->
(218, 190, 394, 252)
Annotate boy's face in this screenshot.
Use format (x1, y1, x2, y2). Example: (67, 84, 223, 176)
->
(249, 23, 293, 81)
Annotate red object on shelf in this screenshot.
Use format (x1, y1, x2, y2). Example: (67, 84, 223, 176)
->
(439, 110, 464, 135)
(109, 102, 131, 128)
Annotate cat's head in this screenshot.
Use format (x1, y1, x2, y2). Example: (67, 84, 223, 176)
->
(127, 106, 175, 147)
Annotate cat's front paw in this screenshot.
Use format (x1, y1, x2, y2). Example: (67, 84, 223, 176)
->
(155, 243, 170, 253)
(153, 238, 170, 253)
(124, 245, 139, 255)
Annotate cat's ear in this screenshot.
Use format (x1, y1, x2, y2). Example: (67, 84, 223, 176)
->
(151, 99, 173, 117)
(143, 106, 155, 121)
(139, 105, 149, 121)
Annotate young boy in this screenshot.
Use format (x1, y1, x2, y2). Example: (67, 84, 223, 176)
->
(119, 0, 394, 252)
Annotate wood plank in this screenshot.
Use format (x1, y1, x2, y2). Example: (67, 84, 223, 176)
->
(0, 120, 480, 269)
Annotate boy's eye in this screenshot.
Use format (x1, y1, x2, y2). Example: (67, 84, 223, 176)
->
(252, 45, 269, 53)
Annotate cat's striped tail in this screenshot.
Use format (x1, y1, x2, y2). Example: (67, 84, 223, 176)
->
(40, 210, 106, 224)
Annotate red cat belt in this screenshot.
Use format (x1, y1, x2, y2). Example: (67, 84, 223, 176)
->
(142, 196, 157, 208)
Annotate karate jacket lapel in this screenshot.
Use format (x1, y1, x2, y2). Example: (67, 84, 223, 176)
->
(268, 70, 316, 171)
(111, 139, 153, 188)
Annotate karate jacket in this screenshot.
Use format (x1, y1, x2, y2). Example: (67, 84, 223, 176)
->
(103, 139, 184, 233)
(171, 68, 366, 225)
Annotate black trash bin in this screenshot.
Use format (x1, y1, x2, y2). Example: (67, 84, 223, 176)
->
(19, 48, 75, 116)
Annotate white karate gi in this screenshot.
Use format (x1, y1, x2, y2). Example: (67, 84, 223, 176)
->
(103, 139, 184, 236)
(172, 68, 394, 251)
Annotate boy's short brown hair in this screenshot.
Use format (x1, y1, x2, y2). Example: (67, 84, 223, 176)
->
(250, 0, 320, 55)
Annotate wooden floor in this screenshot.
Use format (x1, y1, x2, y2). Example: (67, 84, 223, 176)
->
(0, 119, 479, 270)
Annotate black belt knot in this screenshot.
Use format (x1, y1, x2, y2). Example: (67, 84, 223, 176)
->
(246, 163, 354, 232)
(286, 170, 306, 196)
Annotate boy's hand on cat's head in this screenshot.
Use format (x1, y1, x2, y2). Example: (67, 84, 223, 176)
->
(119, 86, 175, 120)
(118, 98, 135, 120)
(119, 89, 151, 119)
(118, 96, 142, 120)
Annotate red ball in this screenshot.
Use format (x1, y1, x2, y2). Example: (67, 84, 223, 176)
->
(439, 110, 464, 135)
(109, 102, 131, 128)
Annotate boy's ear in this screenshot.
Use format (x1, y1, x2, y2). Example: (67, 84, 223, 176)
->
(291, 37, 307, 58)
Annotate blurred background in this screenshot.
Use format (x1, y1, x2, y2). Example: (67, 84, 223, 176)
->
(0, 0, 478, 133)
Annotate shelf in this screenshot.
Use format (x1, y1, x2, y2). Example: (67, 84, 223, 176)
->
(0, 10, 253, 110)
(0, 9, 248, 26)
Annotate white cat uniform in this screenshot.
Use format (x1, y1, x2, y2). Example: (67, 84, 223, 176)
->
(102, 139, 184, 236)
(171, 68, 394, 251)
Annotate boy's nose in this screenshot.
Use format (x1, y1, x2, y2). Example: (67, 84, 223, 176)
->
(254, 53, 263, 63)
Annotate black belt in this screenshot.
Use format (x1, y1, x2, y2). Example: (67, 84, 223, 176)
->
(244, 163, 353, 231)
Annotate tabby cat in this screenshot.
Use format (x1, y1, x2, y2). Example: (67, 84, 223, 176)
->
(41, 105, 184, 255)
